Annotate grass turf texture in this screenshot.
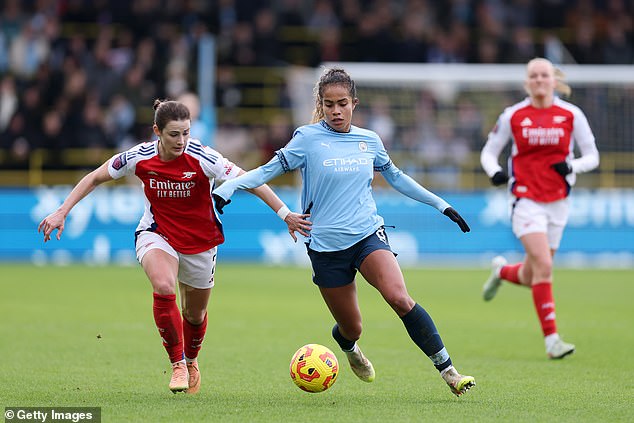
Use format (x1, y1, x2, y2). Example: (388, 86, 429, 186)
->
(1, 264, 632, 422)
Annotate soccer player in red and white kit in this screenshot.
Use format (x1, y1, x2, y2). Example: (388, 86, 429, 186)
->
(480, 58, 599, 359)
(38, 99, 311, 393)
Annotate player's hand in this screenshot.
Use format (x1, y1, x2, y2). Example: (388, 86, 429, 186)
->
(37, 210, 66, 242)
(212, 194, 231, 214)
(551, 161, 572, 176)
(490, 171, 509, 186)
(443, 207, 470, 233)
(284, 212, 312, 242)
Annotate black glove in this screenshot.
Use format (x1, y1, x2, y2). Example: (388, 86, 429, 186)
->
(212, 194, 231, 214)
(443, 207, 471, 233)
(490, 171, 509, 186)
(551, 161, 572, 176)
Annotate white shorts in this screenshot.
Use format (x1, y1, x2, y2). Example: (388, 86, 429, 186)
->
(510, 197, 569, 250)
(135, 231, 217, 289)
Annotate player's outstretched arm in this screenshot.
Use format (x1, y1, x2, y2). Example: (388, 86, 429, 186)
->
(214, 158, 311, 241)
(213, 192, 311, 242)
(213, 157, 284, 205)
(380, 163, 470, 233)
(38, 162, 113, 242)
(249, 184, 312, 242)
(380, 163, 449, 210)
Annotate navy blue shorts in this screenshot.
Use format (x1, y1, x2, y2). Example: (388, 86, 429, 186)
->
(306, 227, 394, 288)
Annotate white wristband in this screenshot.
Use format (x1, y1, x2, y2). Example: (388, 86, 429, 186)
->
(276, 205, 291, 221)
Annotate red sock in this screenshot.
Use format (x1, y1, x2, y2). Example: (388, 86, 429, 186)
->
(500, 263, 522, 285)
(183, 313, 208, 360)
(152, 293, 184, 363)
(531, 282, 557, 336)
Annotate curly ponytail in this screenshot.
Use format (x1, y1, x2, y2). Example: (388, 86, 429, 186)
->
(310, 68, 357, 124)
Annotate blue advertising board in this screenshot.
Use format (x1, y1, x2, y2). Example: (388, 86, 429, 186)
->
(2, 187, 633, 267)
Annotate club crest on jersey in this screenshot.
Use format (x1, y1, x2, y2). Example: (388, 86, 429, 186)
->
(553, 115, 567, 124)
(182, 171, 196, 179)
(112, 153, 127, 170)
(358, 142, 368, 152)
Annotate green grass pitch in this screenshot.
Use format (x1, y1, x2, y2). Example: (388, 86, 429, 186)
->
(1, 264, 632, 422)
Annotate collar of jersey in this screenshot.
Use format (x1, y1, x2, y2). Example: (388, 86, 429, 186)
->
(320, 120, 338, 132)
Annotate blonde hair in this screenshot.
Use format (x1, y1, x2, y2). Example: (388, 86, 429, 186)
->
(525, 57, 571, 97)
(554, 67, 572, 97)
(310, 67, 357, 123)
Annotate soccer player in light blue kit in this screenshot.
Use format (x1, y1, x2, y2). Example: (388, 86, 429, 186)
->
(213, 68, 475, 396)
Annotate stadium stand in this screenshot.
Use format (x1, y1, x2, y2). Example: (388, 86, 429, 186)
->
(0, 0, 632, 188)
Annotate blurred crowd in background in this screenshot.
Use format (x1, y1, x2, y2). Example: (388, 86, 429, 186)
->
(0, 0, 632, 175)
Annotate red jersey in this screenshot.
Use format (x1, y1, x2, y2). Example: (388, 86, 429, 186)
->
(481, 97, 599, 203)
(107, 138, 242, 254)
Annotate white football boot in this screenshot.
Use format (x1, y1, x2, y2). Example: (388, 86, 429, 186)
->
(483, 256, 507, 301)
(345, 344, 375, 382)
(546, 337, 575, 359)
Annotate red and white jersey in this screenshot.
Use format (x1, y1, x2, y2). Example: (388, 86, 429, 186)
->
(481, 97, 599, 202)
(107, 138, 242, 254)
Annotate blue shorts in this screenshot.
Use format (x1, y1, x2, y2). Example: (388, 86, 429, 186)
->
(306, 227, 394, 288)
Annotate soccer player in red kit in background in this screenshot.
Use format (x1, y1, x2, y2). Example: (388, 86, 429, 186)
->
(38, 99, 311, 393)
(480, 58, 599, 359)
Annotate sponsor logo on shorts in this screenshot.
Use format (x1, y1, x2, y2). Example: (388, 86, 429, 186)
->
(376, 227, 388, 244)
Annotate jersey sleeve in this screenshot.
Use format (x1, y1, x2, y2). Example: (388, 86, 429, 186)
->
(373, 134, 392, 172)
(480, 110, 512, 177)
(275, 129, 306, 172)
(375, 132, 449, 211)
(570, 107, 600, 174)
(381, 161, 450, 212)
(198, 144, 243, 181)
(107, 149, 137, 179)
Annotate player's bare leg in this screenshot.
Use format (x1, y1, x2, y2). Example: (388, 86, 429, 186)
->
(320, 284, 376, 382)
(361, 249, 475, 396)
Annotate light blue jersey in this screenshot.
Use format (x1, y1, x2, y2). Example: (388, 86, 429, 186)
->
(280, 121, 386, 250)
(215, 121, 451, 251)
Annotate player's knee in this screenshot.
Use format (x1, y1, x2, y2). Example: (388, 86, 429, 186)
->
(534, 258, 553, 279)
(152, 278, 176, 295)
(385, 293, 415, 316)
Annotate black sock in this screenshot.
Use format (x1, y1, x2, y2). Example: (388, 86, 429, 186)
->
(331, 323, 356, 352)
(401, 303, 452, 372)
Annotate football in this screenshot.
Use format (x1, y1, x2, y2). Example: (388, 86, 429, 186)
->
(289, 344, 339, 393)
